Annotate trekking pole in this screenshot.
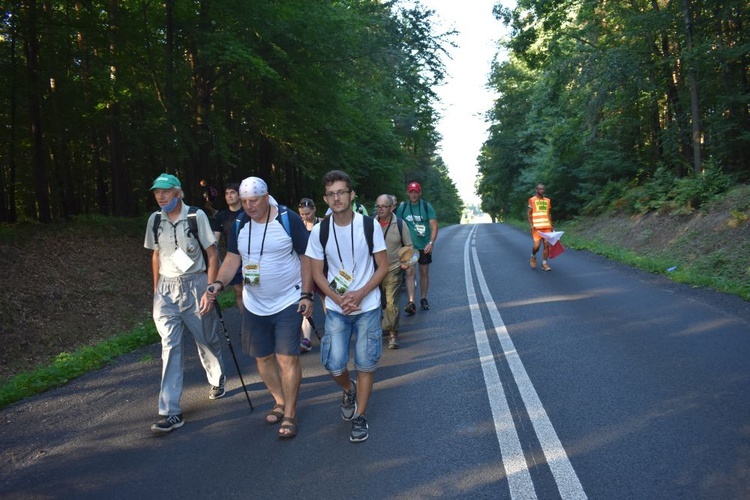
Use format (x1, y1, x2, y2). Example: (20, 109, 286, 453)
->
(209, 287, 253, 411)
(307, 315, 322, 341)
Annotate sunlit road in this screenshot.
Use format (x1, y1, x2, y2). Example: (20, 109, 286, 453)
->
(2, 223, 749, 499)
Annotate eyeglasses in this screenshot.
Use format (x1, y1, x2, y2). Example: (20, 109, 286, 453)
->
(298, 199, 315, 208)
(324, 189, 351, 199)
(375, 205, 393, 209)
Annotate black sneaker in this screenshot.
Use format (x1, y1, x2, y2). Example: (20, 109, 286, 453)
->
(404, 301, 416, 315)
(209, 374, 226, 400)
(151, 414, 184, 433)
(350, 414, 369, 442)
(420, 298, 430, 310)
(340, 380, 357, 421)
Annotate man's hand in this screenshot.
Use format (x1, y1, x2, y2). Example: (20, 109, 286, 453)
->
(298, 298, 313, 318)
(199, 292, 215, 315)
(340, 289, 365, 315)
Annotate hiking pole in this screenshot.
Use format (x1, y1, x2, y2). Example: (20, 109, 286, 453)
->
(300, 303, 322, 340)
(307, 316, 322, 340)
(209, 287, 253, 411)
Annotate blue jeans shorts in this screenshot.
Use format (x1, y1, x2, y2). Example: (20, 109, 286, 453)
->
(321, 308, 382, 376)
(241, 304, 302, 358)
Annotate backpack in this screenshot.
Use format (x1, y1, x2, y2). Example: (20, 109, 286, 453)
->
(233, 205, 294, 254)
(318, 215, 376, 277)
(395, 199, 428, 221)
(152, 205, 209, 270)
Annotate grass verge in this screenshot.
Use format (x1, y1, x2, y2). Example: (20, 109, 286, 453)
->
(505, 218, 750, 301)
(0, 291, 236, 411)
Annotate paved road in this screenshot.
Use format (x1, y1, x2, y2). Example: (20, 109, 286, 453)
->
(2, 223, 749, 499)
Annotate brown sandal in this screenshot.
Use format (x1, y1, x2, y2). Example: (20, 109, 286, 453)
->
(278, 416, 298, 439)
(265, 404, 285, 424)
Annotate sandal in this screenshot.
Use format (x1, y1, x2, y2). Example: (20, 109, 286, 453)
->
(265, 404, 285, 424)
(278, 416, 298, 439)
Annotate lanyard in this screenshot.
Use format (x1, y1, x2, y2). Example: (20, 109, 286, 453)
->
(382, 216, 393, 240)
(408, 201, 424, 222)
(331, 216, 355, 273)
(247, 207, 271, 261)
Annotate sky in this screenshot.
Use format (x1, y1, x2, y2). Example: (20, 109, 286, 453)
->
(415, 0, 509, 206)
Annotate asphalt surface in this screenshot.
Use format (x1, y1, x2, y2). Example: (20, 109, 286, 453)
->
(1, 222, 749, 499)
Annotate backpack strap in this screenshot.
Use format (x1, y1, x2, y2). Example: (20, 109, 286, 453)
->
(152, 211, 162, 245)
(276, 205, 292, 238)
(396, 216, 404, 246)
(186, 206, 203, 249)
(319, 215, 378, 277)
(319, 217, 331, 278)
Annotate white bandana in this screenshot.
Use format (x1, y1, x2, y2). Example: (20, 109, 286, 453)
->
(239, 177, 268, 198)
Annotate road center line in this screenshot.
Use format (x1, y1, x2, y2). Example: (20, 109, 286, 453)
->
(466, 225, 588, 500)
(464, 226, 538, 499)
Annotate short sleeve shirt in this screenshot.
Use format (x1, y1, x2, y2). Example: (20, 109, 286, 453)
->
(397, 200, 437, 250)
(305, 213, 386, 315)
(380, 213, 413, 272)
(144, 203, 217, 277)
(226, 208, 309, 316)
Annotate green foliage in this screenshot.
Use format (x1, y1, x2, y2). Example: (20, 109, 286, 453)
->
(477, 0, 749, 222)
(0, 0, 458, 222)
(0, 291, 235, 410)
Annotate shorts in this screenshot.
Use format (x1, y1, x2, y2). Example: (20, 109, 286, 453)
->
(320, 308, 381, 376)
(241, 304, 302, 358)
(418, 250, 433, 265)
(532, 227, 552, 244)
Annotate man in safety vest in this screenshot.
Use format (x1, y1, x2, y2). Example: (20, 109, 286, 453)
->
(527, 183, 553, 271)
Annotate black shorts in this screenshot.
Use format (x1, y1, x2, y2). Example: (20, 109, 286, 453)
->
(418, 250, 433, 265)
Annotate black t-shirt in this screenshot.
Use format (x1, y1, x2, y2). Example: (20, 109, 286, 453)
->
(212, 207, 244, 254)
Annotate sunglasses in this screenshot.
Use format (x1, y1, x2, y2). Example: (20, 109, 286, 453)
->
(298, 199, 315, 208)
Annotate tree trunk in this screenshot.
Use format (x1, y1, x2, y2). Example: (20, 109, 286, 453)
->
(682, 0, 702, 175)
(22, 0, 52, 222)
(108, 0, 134, 216)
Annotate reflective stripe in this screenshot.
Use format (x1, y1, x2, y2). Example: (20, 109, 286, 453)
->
(529, 197, 551, 228)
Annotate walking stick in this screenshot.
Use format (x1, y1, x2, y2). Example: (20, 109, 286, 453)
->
(209, 287, 253, 411)
(307, 315, 322, 340)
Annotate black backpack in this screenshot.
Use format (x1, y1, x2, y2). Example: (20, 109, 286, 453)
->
(318, 215, 376, 277)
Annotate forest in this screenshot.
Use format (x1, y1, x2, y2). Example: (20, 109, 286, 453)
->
(0, 0, 464, 224)
(477, 0, 749, 221)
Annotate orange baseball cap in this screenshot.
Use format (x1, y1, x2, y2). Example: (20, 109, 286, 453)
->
(407, 182, 421, 193)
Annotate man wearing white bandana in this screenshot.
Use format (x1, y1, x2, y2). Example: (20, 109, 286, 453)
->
(204, 176, 312, 439)
(144, 173, 226, 434)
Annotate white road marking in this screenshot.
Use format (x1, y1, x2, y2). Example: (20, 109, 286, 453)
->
(465, 225, 588, 499)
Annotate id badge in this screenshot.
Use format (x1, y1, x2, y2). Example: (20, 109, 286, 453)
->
(244, 263, 261, 286)
(414, 223, 426, 237)
(329, 269, 354, 296)
(170, 247, 194, 273)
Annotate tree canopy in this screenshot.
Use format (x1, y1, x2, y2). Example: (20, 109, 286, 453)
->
(0, 0, 464, 223)
(478, 0, 749, 221)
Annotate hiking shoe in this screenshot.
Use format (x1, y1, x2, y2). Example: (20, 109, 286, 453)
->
(151, 414, 184, 433)
(388, 333, 399, 350)
(541, 263, 552, 271)
(209, 374, 226, 400)
(420, 298, 430, 310)
(300, 338, 312, 352)
(530, 256, 537, 268)
(350, 414, 369, 443)
(340, 380, 357, 421)
(404, 301, 416, 315)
